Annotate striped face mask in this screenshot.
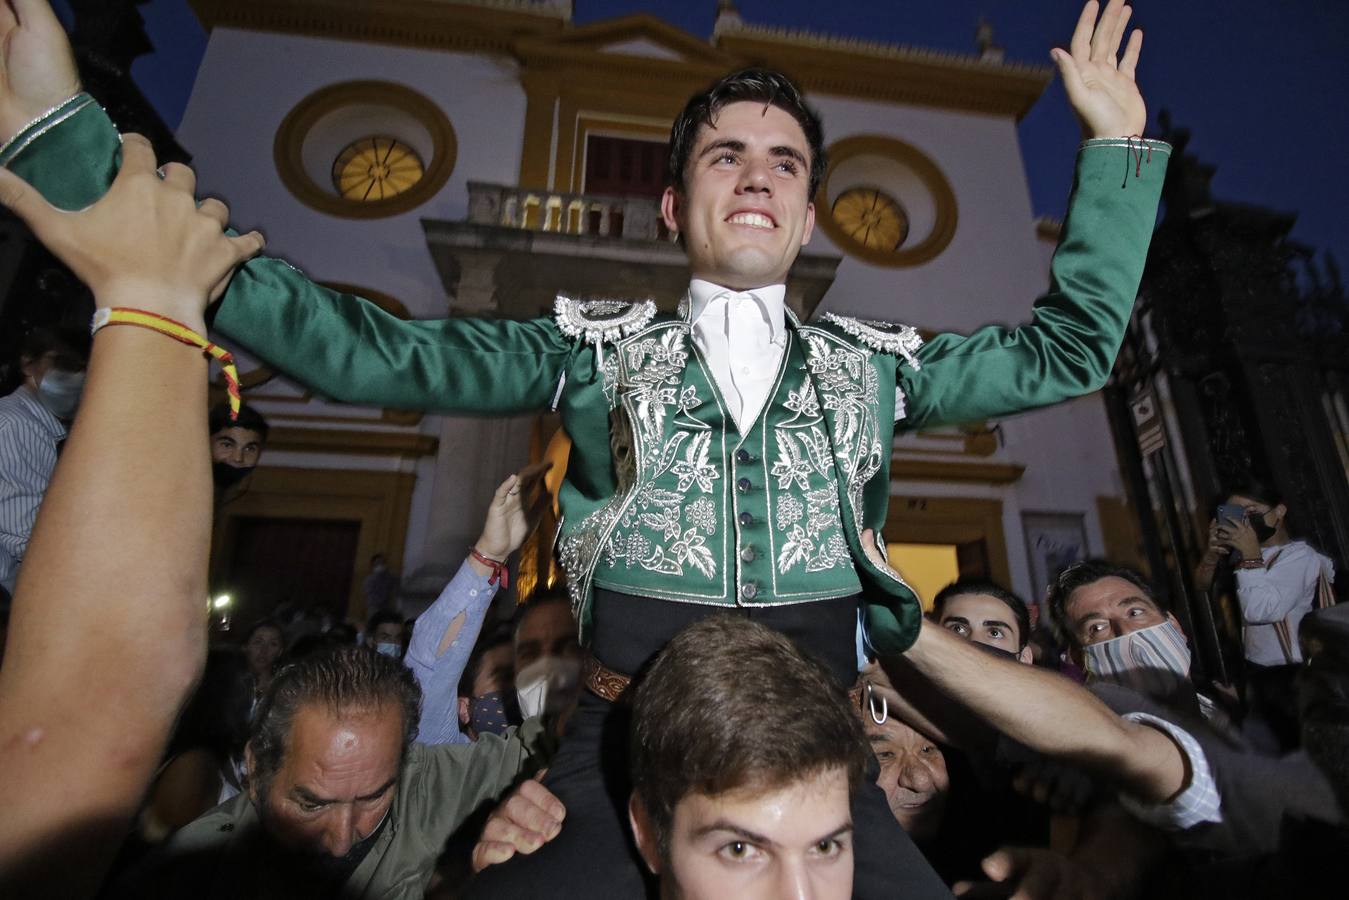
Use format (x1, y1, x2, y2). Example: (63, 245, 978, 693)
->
(1082, 619, 1192, 701)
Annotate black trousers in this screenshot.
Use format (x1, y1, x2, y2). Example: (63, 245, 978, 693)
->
(464, 592, 952, 898)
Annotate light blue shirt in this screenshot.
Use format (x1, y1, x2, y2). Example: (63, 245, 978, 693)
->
(0, 386, 65, 596)
(404, 559, 499, 745)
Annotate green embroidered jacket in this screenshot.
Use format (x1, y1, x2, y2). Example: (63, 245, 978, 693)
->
(2, 94, 1169, 655)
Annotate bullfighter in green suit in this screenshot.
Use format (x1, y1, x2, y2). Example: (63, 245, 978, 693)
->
(0, 1, 1165, 895)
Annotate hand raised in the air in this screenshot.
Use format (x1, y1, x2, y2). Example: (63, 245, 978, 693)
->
(0, 1, 81, 143)
(1052, 0, 1147, 139)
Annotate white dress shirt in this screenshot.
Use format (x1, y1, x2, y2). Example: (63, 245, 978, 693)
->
(687, 279, 788, 432)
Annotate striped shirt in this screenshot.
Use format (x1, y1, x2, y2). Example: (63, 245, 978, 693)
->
(0, 386, 65, 594)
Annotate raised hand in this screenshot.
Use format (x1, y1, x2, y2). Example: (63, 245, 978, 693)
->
(474, 461, 554, 561)
(1052, 0, 1147, 139)
(0, 132, 264, 330)
(0, 0, 81, 142)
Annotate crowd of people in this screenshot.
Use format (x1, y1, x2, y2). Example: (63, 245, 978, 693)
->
(0, 0, 1345, 897)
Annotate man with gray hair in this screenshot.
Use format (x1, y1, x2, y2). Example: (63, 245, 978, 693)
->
(118, 645, 548, 899)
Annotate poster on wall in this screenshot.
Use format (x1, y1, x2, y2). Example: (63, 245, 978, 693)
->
(1022, 511, 1089, 614)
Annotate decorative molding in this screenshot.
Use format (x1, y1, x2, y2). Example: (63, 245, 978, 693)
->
(188, 0, 565, 54)
(816, 135, 958, 268)
(890, 457, 1025, 484)
(267, 426, 438, 458)
(273, 80, 457, 220)
(715, 24, 1052, 120)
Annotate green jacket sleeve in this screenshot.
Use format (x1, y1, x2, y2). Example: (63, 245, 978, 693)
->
(900, 138, 1170, 430)
(2, 94, 573, 414)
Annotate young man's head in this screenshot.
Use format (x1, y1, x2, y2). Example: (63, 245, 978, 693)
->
(662, 68, 825, 292)
(365, 610, 407, 659)
(1047, 560, 1193, 702)
(210, 401, 269, 489)
(457, 623, 517, 738)
(246, 645, 421, 862)
(16, 325, 90, 420)
(931, 580, 1033, 663)
(629, 617, 869, 900)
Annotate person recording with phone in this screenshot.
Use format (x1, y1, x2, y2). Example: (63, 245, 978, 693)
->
(1197, 481, 1336, 750)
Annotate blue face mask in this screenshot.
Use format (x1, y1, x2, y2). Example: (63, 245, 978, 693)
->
(468, 691, 512, 737)
(35, 369, 84, 420)
(374, 641, 402, 659)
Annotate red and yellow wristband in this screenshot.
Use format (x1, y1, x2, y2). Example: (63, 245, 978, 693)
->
(91, 307, 242, 420)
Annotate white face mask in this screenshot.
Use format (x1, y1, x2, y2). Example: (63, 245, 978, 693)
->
(515, 655, 581, 720)
(374, 641, 403, 659)
(1082, 619, 1192, 702)
(35, 369, 84, 420)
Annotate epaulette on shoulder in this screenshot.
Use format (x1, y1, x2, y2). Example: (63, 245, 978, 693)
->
(820, 313, 924, 370)
(554, 295, 657, 347)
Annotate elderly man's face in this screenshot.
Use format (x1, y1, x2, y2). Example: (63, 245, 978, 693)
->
(866, 716, 949, 840)
(250, 701, 403, 858)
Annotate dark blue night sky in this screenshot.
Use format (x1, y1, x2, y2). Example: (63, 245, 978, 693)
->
(109, 0, 1349, 270)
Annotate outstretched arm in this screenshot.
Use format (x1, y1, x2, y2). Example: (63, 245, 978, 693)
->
(0, 1, 574, 416)
(0, 136, 261, 896)
(407, 462, 550, 744)
(858, 531, 1188, 807)
(900, 0, 1164, 431)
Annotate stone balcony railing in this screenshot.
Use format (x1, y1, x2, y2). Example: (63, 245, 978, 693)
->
(466, 181, 670, 242)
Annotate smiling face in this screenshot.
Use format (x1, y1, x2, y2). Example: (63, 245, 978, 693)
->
(661, 100, 816, 291)
(249, 701, 403, 858)
(866, 717, 949, 840)
(1065, 576, 1175, 648)
(637, 767, 854, 900)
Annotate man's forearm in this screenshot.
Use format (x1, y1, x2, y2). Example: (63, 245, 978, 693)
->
(0, 323, 211, 888)
(901, 621, 1185, 803)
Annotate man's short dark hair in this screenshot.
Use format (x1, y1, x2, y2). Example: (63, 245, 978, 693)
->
(249, 645, 422, 799)
(630, 617, 868, 859)
(667, 68, 827, 199)
(1046, 560, 1163, 646)
(458, 622, 515, 698)
(932, 580, 1032, 650)
(20, 325, 91, 367)
(209, 401, 270, 441)
(366, 609, 405, 637)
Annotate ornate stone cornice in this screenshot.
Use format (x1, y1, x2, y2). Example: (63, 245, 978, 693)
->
(715, 21, 1052, 119)
(188, 0, 565, 54)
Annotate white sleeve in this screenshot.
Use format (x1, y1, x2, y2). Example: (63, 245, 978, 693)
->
(1118, 712, 1223, 830)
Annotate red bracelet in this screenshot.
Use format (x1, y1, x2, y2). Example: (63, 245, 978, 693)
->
(471, 549, 509, 588)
